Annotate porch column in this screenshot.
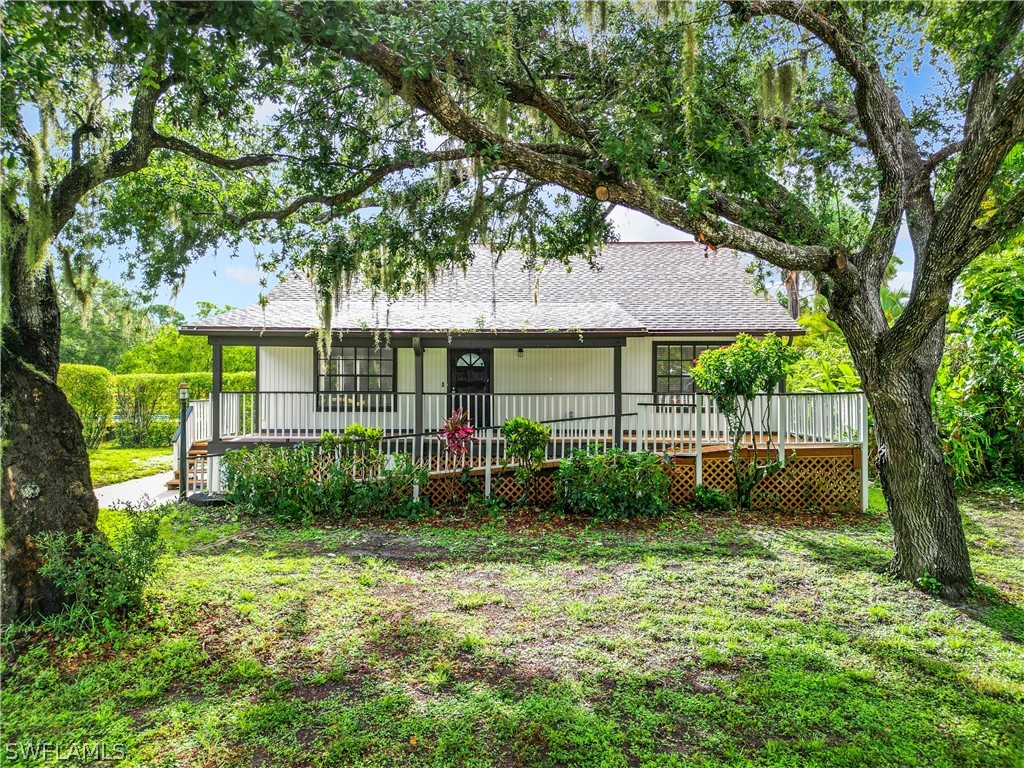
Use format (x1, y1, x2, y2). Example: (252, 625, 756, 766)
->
(253, 344, 261, 438)
(860, 392, 870, 513)
(413, 337, 424, 460)
(613, 345, 623, 449)
(210, 340, 222, 444)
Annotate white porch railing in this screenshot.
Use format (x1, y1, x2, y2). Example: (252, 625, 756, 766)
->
(196, 390, 866, 449)
(176, 390, 868, 504)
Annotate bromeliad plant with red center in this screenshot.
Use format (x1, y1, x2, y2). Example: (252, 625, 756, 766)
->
(439, 407, 476, 455)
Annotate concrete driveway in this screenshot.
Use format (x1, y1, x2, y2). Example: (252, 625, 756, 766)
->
(94, 471, 178, 509)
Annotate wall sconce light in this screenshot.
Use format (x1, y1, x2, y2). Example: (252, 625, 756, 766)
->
(517, 348, 524, 358)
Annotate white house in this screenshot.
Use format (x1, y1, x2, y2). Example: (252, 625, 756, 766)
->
(175, 241, 866, 504)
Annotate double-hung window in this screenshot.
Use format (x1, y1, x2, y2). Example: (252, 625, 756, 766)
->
(316, 347, 395, 411)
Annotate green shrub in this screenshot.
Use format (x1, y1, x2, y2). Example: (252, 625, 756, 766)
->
(57, 364, 115, 449)
(36, 502, 165, 632)
(691, 334, 801, 508)
(321, 424, 387, 478)
(221, 443, 429, 522)
(222, 443, 347, 523)
(111, 372, 253, 446)
(934, 250, 1024, 486)
(503, 417, 551, 466)
(350, 454, 430, 519)
(112, 371, 256, 418)
(693, 484, 731, 511)
(502, 417, 552, 506)
(554, 447, 670, 520)
(113, 419, 178, 448)
(113, 377, 164, 447)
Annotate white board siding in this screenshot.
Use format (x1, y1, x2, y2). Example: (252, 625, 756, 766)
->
(251, 336, 736, 434)
(492, 347, 613, 394)
(259, 347, 313, 392)
(621, 336, 735, 393)
(255, 346, 416, 433)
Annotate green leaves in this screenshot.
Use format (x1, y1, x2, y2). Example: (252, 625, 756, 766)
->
(691, 334, 802, 509)
(934, 247, 1024, 485)
(691, 333, 801, 408)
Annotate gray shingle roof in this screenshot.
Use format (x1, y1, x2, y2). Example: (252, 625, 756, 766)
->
(182, 242, 800, 336)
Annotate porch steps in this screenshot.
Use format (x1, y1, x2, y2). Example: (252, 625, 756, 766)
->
(165, 440, 209, 491)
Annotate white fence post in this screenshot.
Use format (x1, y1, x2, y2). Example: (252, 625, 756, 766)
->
(484, 428, 493, 497)
(860, 391, 870, 512)
(777, 392, 786, 466)
(695, 392, 703, 487)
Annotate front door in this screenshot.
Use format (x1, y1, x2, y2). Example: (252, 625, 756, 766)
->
(448, 349, 492, 428)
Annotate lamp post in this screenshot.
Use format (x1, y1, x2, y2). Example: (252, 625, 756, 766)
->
(178, 382, 190, 503)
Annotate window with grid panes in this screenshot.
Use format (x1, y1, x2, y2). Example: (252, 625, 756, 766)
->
(316, 347, 395, 411)
(653, 343, 714, 405)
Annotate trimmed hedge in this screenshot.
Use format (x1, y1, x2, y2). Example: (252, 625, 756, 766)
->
(58, 365, 256, 447)
(113, 371, 256, 417)
(57, 364, 116, 449)
(110, 371, 254, 447)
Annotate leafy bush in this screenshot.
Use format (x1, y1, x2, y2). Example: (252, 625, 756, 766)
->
(693, 484, 731, 511)
(502, 417, 551, 467)
(57, 363, 115, 449)
(113, 376, 165, 447)
(691, 334, 801, 508)
(934, 249, 1024, 486)
(555, 447, 670, 520)
(111, 372, 253, 446)
(113, 418, 178, 448)
(502, 417, 551, 506)
(321, 424, 387, 478)
(222, 443, 347, 523)
(36, 503, 165, 632)
(438, 408, 476, 456)
(222, 442, 429, 522)
(113, 371, 256, 418)
(350, 454, 430, 519)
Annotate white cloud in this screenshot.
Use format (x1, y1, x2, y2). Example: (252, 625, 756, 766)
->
(224, 264, 264, 286)
(609, 208, 693, 242)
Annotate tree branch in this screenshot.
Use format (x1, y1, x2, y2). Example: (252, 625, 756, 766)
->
(230, 148, 474, 225)
(49, 71, 173, 237)
(362, 39, 840, 271)
(151, 132, 283, 171)
(964, 187, 1024, 259)
(69, 121, 102, 165)
(915, 141, 964, 186)
(740, 0, 921, 283)
(962, 1, 1024, 160)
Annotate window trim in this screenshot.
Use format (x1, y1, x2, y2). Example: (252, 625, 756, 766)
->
(652, 342, 711, 409)
(314, 346, 398, 412)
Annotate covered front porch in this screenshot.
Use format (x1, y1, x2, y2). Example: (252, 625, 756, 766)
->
(172, 331, 868, 509)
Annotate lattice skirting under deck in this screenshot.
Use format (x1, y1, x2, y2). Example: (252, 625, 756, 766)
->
(419, 447, 862, 513)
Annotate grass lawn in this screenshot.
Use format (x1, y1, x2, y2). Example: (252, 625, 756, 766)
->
(3, 483, 1023, 767)
(89, 442, 173, 487)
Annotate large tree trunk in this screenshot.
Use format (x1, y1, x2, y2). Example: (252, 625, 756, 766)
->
(1, 226, 99, 620)
(867, 369, 973, 599)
